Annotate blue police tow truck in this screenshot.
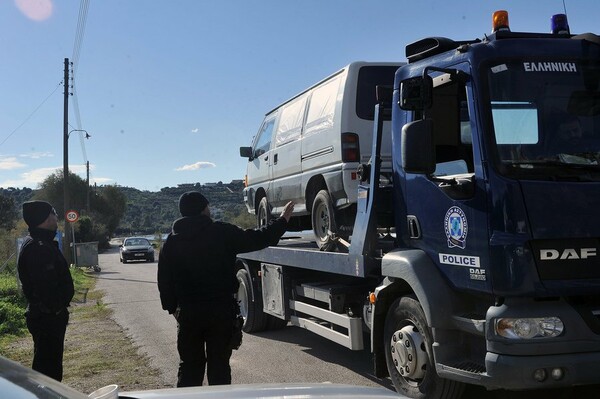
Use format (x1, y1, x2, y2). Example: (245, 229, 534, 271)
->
(236, 11, 600, 398)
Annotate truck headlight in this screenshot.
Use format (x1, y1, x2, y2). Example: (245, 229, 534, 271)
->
(495, 317, 564, 339)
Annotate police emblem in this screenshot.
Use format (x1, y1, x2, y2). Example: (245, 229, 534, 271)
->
(444, 206, 467, 249)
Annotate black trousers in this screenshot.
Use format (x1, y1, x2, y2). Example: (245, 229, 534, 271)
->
(176, 303, 233, 387)
(26, 309, 69, 381)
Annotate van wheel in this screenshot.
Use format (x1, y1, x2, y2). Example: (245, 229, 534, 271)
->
(311, 190, 337, 251)
(384, 296, 465, 399)
(256, 197, 272, 228)
(236, 268, 267, 333)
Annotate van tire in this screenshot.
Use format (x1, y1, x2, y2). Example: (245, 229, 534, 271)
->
(256, 196, 272, 228)
(311, 190, 337, 251)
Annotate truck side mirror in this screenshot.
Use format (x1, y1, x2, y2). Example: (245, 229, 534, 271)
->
(240, 146, 253, 160)
(399, 76, 432, 111)
(402, 119, 435, 174)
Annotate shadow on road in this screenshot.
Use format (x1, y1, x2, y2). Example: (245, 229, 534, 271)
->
(254, 326, 394, 391)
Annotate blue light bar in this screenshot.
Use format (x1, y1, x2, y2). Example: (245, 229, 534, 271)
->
(551, 14, 570, 35)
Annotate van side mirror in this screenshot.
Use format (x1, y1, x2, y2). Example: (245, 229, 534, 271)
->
(399, 76, 432, 110)
(240, 146, 253, 159)
(402, 119, 435, 174)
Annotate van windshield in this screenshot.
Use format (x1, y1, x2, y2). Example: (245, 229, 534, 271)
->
(356, 66, 400, 120)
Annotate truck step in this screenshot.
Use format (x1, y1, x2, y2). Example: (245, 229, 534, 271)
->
(437, 361, 487, 383)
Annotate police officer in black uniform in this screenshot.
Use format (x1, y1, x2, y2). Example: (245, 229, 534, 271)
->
(157, 191, 293, 387)
(18, 201, 74, 381)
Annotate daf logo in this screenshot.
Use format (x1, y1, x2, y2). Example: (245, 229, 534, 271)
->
(540, 248, 597, 260)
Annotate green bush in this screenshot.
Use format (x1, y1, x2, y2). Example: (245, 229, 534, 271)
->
(0, 274, 24, 306)
(0, 271, 26, 336)
(0, 301, 26, 335)
(0, 260, 91, 339)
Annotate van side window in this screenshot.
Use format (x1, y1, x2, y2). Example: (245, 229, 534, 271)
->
(275, 95, 308, 147)
(305, 75, 342, 138)
(254, 119, 275, 157)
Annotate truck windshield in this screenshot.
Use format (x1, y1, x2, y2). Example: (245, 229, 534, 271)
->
(487, 60, 600, 180)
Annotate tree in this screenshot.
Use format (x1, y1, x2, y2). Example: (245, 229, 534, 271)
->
(34, 170, 88, 217)
(0, 194, 18, 231)
(93, 185, 126, 236)
(34, 172, 127, 239)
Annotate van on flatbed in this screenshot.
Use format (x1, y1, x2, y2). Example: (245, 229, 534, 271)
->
(240, 62, 403, 250)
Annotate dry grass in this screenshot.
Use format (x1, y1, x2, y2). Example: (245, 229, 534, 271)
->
(1, 275, 165, 395)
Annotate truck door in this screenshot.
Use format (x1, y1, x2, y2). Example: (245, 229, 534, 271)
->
(404, 66, 492, 293)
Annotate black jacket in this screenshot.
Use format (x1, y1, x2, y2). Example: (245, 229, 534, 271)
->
(157, 216, 288, 314)
(17, 228, 74, 315)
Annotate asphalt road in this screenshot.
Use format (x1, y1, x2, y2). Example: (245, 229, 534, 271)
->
(94, 246, 397, 392)
(94, 246, 597, 398)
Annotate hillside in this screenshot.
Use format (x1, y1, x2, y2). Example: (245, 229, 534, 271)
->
(116, 180, 251, 235)
(1, 180, 254, 236)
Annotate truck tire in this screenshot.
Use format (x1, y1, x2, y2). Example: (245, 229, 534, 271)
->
(256, 196, 272, 228)
(236, 268, 267, 333)
(311, 190, 337, 251)
(384, 296, 465, 399)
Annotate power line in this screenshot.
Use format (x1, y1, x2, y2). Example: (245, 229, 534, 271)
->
(71, 0, 91, 165)
(0, 81, 63, 148)
(72, 0, 91, 74)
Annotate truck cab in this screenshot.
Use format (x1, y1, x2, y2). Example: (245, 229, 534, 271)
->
(375, 11, 600, 397)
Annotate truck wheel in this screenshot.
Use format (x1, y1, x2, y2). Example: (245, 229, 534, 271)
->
(384, 296, 465, 399)
(311, 190, 337, 251)
(256, 196, 272, 228)
(236, 268, 267, 333)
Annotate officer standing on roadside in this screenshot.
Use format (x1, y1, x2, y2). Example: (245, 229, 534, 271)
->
(18, 201, 74, 381)
(157, 191, 294, 387)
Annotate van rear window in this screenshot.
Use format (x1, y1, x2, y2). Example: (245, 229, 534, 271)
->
(356, 66, 399, 120)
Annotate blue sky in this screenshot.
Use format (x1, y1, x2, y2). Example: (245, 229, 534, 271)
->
(1, 0, 599, 191)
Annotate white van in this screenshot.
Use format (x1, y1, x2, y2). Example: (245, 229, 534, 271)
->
(240, 62, 403, 250)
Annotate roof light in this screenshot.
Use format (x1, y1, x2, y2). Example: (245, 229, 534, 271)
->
(551, 14, 570, 35)
(492, 10, 510, 33)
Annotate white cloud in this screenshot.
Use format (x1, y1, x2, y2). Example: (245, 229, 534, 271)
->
(191, 128, 199, 133)
(175, 161, 216, 171)
(0, 157, 26, 170)
(20, 151, 54, 159)
(0, 164, 90, 188)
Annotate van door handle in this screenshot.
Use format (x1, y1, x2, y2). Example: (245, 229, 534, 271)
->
(274, 153, 278, 164)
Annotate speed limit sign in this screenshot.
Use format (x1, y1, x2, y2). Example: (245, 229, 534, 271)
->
(66, 210, 79, 223)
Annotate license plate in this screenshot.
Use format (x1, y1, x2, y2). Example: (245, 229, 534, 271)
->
(135, 253, 144, 257)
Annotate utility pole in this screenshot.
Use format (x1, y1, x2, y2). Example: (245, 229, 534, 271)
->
(63, 58, 71, 263)
(86, 161, 90, 212)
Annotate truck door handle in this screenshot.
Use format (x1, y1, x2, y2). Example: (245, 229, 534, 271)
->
(407, 215, 421, 239)
(274, 153, 278, 164)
